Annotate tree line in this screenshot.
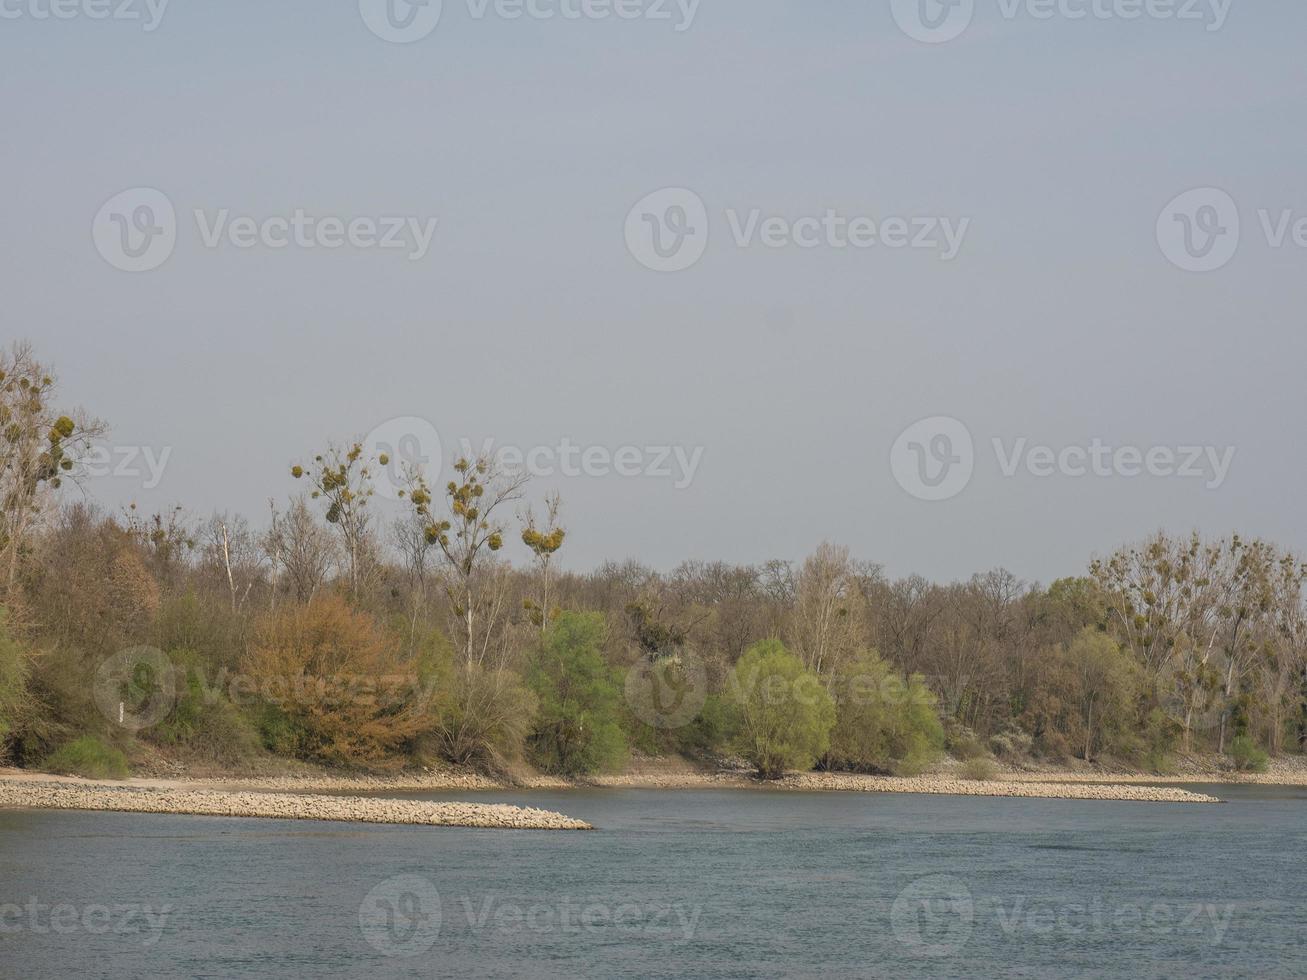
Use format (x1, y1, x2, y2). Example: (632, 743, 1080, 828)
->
(0, 341, 1302, 779)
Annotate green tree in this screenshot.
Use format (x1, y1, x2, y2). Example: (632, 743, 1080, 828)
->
(1062, 629, 1142, 761)
(826, 651, 943, 775)
(726, 639, 835, 779)
(527, 612, 626, 775)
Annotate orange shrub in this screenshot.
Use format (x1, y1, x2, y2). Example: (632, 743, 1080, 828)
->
(244, 595, 428, 764)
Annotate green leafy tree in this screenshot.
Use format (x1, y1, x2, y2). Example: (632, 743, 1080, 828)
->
(726, 639, 835, 779)
(1062, 629, 1142, 761)
(826, 651, 943, 775)
(527, 612, 626, 775)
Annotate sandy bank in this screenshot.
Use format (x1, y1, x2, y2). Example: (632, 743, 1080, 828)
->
(0, 779, 592, 829)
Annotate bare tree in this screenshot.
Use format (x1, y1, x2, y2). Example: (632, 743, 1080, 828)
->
(202, 512, 262, 614)
(0, 341, 103, 600)
(291, 442, 382, 597)
(408, 455, 528, 665)
(265, 497, 336, 605)
(391, 507, 440, 651)
(791, 543, 862, 682)
(520, 491, 565, 637)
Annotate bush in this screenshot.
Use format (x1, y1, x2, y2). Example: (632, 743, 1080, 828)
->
(43, 736, 129, 779)
(1230, 735, 1269, 773)
(619, 657, 727, 759)
(989, 726, 1034, 762)
(959, 756, 997, 781)
(0, 610, 28, 754)
(726, 639, 835, 779)
(147, 649, 259, 766)
(947, 728, 988, 762)
(826, 652, 943, 775)
(242, 596, 427, 765)
(254, 702, 308, 757)
(433, 664, 537, 769)
(527, 612, 626, 776)
(1138, 709, 1180, 775)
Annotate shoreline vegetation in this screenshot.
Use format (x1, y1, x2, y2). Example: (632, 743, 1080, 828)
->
(2, 343, 1305, 807)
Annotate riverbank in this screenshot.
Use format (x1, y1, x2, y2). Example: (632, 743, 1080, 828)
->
(0, 779, 593, 829)
(1, 764, 1223, 804)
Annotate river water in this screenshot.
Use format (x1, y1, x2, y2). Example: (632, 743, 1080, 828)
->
(1, 784, 1303, 978)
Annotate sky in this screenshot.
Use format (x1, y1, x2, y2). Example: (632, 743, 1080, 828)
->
(3, 0, 1305, 584)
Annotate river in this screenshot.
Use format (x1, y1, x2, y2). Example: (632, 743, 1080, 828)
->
(1, 784, 1303, 978)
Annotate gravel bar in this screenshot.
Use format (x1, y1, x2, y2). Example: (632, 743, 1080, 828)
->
(0, 781, 593, 829)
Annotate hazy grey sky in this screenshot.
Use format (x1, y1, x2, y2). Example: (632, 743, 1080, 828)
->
(5, 0, 1305, 583)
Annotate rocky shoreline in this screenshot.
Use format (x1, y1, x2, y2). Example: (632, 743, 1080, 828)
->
(1, 766, 1222, 806)
(771, 772, 1220, 802)
(0, 780, 593, 829)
